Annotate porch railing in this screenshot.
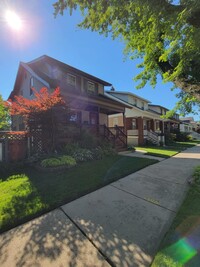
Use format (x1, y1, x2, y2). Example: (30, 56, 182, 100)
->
(147, 130, 159, 145)
(108, 126, 127, 147)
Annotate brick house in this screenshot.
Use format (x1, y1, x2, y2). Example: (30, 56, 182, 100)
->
(9, 55, 129, 151)
(107, 91, 166, 146)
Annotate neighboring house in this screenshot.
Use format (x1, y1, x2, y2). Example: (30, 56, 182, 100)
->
(9, 55, 129, 150)
(107, 91, 166, 146)
(179, 117, 198, 132)
(179, 117, 200, 140)
(148, 105, 180, 134)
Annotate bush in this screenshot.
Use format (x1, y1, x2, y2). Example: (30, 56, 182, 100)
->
(91, 147, 104, 160)
(64, 143, 80, 155)
(165, 133, 176, 145)
(64, 141, 117, 163)
(41, 155, 76, 168)
(72, 148, 94, 162)
(41, 158, 61, 168)
(175, 132, 192, 142)
(59, 155, 76, 167)
(78, 129, 100, 149)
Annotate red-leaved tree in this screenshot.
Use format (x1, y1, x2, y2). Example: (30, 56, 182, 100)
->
(8, 87, 64, 116)
(7, 87, 66, 152)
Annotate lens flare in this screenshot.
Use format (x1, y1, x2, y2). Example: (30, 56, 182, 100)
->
(5, 10, 22, 31)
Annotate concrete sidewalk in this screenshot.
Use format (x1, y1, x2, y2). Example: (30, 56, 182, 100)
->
(0, 145, 200, 267)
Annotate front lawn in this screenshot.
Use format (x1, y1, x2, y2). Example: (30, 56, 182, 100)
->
(136, 141, 199, 158)
(151, 166, 200, 267)
(0, 155, 158, 233)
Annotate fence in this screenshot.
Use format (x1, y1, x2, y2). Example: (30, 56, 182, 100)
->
(0, 131, 28, 162)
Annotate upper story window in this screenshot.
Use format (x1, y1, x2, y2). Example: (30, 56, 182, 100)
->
(87, 81, 95, 94)
(135, 99, 137, 106)
(30, 77, 34, 96)
(67, 74, 76, 87)
(141, 102, 144, 110)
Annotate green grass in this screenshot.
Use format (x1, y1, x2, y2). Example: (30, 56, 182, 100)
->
(136, 141, 199, 158)
(0, 155, 158, 233)
(151, 166, 200, 267)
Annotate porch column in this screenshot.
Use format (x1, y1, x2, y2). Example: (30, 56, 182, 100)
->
(160, 121, 165, 145)
(123, 112, 126, 132)
(138, 117, 144, 145)
(150, 119, 155, 131)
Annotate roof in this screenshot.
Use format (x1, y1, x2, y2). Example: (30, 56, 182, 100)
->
(179, 117, 194, 122)
(9, 55, 112, 100)
(148, 104, 169, 111)
(28, 55, 112, 86)
(106, 90, 151, 103)
(104, 92, 133, 108)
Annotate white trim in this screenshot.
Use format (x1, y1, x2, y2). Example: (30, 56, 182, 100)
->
(104, 92, 133, 108)
(21, 62, 50, 88)
(106, 90, 151, 103)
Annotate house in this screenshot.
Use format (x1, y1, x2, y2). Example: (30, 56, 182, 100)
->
(148, 105, 180, 134)
(179, 117, 198, 132)
(9, 55, 129, 151)
(107, 91, 166, 146)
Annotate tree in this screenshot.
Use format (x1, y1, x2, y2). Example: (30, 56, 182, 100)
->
(7, 87, 66, 151)
(0, 94, 10, 130)
(53, 0, 200, 114)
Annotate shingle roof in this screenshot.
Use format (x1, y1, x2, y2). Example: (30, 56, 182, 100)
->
(28, 55, 112, 87)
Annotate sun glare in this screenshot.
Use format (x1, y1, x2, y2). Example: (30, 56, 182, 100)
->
(5, 10, 22, 31)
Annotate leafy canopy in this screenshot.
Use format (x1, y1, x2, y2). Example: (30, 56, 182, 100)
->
(53, 0, 200, 114)
(0, 95, 10, 130)
(8, 87, 64, 117)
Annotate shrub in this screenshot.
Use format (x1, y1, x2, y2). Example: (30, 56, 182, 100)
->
(41, 158, 61, 168)
(78, 129, 100, 149)
(64, 143, 80, 155)
(72, 148, 94, 162)
(175, 132, 192, 142)
(7, 174, 27, 181)
(41, 155, 76, 168)
(91, 147, 104, 160)
(64, 141, 117, 162)
(165, 133, 176, 145)
(59, 155, 76, 167)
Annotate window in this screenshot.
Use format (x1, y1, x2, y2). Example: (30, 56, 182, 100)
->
(132, 119, 137, 129)
(68, 111, 81, 123)
(135, 99, 137, 107)
(113, 118, 119, 126)
(30, 77, 34, 96)
(141, 102, 144, 110)
(87, 81, 95, 94)
(67, 74, 76, 86)
(143, 120, 147, 130)
(156, 121, 160, 131)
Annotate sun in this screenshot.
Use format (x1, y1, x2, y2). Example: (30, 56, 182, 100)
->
(5, 10, 22, 31)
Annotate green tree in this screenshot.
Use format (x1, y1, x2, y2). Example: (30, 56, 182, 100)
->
(0, 95, 10, 130)
(53, 0, 200, 114)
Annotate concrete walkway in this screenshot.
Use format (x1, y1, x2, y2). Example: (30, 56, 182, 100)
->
(118, 150, 165, 161)
(0, 145, 200, 267)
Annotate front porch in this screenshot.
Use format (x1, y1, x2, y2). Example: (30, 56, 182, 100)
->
(126, 117, 165, 146)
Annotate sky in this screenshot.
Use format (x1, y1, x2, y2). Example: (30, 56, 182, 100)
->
(0, 0, 199, 120)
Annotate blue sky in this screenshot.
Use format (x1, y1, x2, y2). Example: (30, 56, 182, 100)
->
(0, 0, 199, 120)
